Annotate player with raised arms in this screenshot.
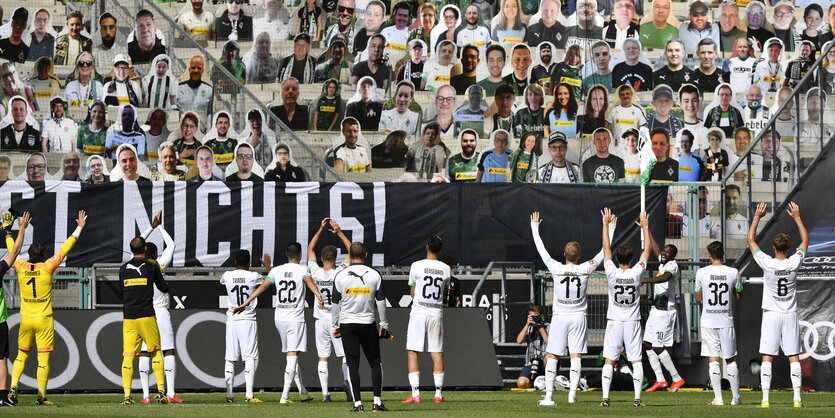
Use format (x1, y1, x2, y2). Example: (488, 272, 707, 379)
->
(0, 209, 30, 407)
(137, 211, 180, 404)
(600, 208, 650, 407)
(331, 241, 390, 412)
(402, 236, 451, 404)
(7, 210, 86, 406)
(747, 202, 808, 408)
(221, 249, 265, 403)
(531, 211, 615, 406)
(234, 243, 324, 404)
(694, 241, 743, 406)
(307, 218, 352, 402)
(118, 235, 170, 405)
(641, 230, 685, 392)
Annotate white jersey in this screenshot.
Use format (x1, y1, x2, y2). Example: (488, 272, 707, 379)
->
(652, 257, 679, 311)
(455, 26, 492, 56)
(267, 263, 311, 322)
(408, 259, 451, 318)
(422, 62, 453, 91)
(220, 269, 264, 321)
(695, 264, 741, 328)
(607, 104, 647, 145)
(753, 248, 805, 313)
(308, 259, 348, 321)
(41, 118, 79, 153)
(603, 258, 646, 321)
(741, 104, 771, 138)
(722, 56, 756, 94)
(546, 258, 600, 314)
(332, 264, 387, 327)
(380, 26, 409, 61)
(334, 144, 371, 172)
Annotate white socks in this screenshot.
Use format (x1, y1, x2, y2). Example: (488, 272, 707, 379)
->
(225, 360, 235, 398)
(164, 355, 176, 397)
(727, 361, 740, 401)
(244, 358, 255, 399)
(373, 396, 382, 405)
(790, 362, 802, 402)
(318, 361, 329, 396)
(294, 361, 308, 395)
(433, 372, 444, 398)
(408, 372, 420, 397)
(569, 357, 581, 395)
(632, 362, 644, 400)
(646, 350, 664, 382)
(283, 356, 297, 399)
(544, 357, 558, 400)
(658, 350, 681, 382)
(139, 356, 151, 399)
(601, 363, 613, 399)
(709, 361, 722, 403)
(761, 361, 772, 402)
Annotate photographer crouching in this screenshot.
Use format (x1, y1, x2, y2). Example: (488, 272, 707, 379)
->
(516, 305, 549, 389)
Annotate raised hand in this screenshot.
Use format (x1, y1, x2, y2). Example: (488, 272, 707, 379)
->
(76, 210, 87, 228)
(635, 211, 649, 229)
(530, 211, 542, 224)
(18, 212, 31, 229)
(151, 210, 162, 229)
(755, 202, 767, 220)
(329, 219, 342, 235)
(260, 254, 271, 269)
(320, 217, 329, 231)
(601, 207, 614, 224)
(787, 202, 801, 220)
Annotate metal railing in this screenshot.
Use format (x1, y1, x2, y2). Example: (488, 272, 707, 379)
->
(471, 262, 537, 344)
(720, 40, 835, 261)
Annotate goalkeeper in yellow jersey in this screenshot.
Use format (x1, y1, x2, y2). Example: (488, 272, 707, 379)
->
(0, 209, 30, 407)
(7, 210, 87, 406)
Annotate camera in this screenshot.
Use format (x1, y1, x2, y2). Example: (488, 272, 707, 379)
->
(531, 314, 543, 324)
(530, 358, 540, 376)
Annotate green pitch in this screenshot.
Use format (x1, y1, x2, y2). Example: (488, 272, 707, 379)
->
(5, 390, 835, 417)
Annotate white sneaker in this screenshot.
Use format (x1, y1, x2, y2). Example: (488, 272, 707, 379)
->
(538, 399, 556, 407)
(579, 378, 589, 391)
(568, 392, 577, 404)
(710, 399, 725, 406)
(731, 397, 742, 406)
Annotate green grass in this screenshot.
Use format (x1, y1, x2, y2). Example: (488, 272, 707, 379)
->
(4, 390, 834, 416)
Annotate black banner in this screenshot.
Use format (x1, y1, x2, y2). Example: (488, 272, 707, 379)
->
(0, 182, 666, 267)
(6, 308, 502, 392)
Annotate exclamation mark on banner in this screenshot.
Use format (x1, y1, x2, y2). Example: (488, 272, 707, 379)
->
(372, 182, 386, 266)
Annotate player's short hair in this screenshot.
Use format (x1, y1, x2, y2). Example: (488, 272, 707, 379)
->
(321, 245, 338, 263)
(28, 242, 47, 264)
(235, 249, 250, 268)
(427, 235, 443, 254)
(527, 305, 542, 314)
(130, 236, 146, 255)
(664, 244, 678, 259)
(706, 241, 724, 260)
(145, 242, 158, 260)
(564, 242, 581, 263)
(286, 242, 302, 260)
(615, 245, 634, 265)
(349, 242, 366, 260)
(773, 233, 791, 253)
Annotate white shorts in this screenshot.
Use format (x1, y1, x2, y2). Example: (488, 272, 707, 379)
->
(406, 313, 443, 352)
(759, 310, 801, 356)
(315, 319, 344, 358)
(602, 319, 642, 362)
(701, 327, 737, 358)
(141, 308, 174, 352)
(643, 309, 676, 347)
(545, 314, 587, 356)
(275, 320, 307, 353)
(226, 320, 259, 361)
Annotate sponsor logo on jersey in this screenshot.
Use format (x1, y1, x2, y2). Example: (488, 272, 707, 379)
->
(344, 287, 371, 295)
(124, 278, 148, 287)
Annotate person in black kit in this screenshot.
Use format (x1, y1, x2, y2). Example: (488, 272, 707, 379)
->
(264, 144, 306, 181)
(270, 78, 309, 131)
(612, 38, 652, 91)
(450, 44, 479, 94)
(128, 10, 167, 65)
(331, 242, 390, 412)
(0, 96, 41, 152)
(648, 127, 679, 182)
(119, 236, 170, 405)
(653, 38, 696, 92)
(371, 130, 408, 168)
(215, 0, 253, 41)
(0, 8, 30, 63)
(439, 254, 461, 307)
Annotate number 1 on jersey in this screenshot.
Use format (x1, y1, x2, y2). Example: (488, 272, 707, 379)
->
(26, 277, 37, 298)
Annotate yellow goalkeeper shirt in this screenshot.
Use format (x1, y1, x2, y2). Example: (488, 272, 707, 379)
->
(6, 236, 77, 317)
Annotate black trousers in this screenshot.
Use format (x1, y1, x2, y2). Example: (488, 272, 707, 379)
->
(341, 323, 383, 401)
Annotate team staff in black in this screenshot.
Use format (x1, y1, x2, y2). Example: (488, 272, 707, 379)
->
(331, 242, 390, 412)
(118, 237, 170, 405)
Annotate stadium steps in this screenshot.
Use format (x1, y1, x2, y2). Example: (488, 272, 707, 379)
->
(495, 343, 603, 388)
